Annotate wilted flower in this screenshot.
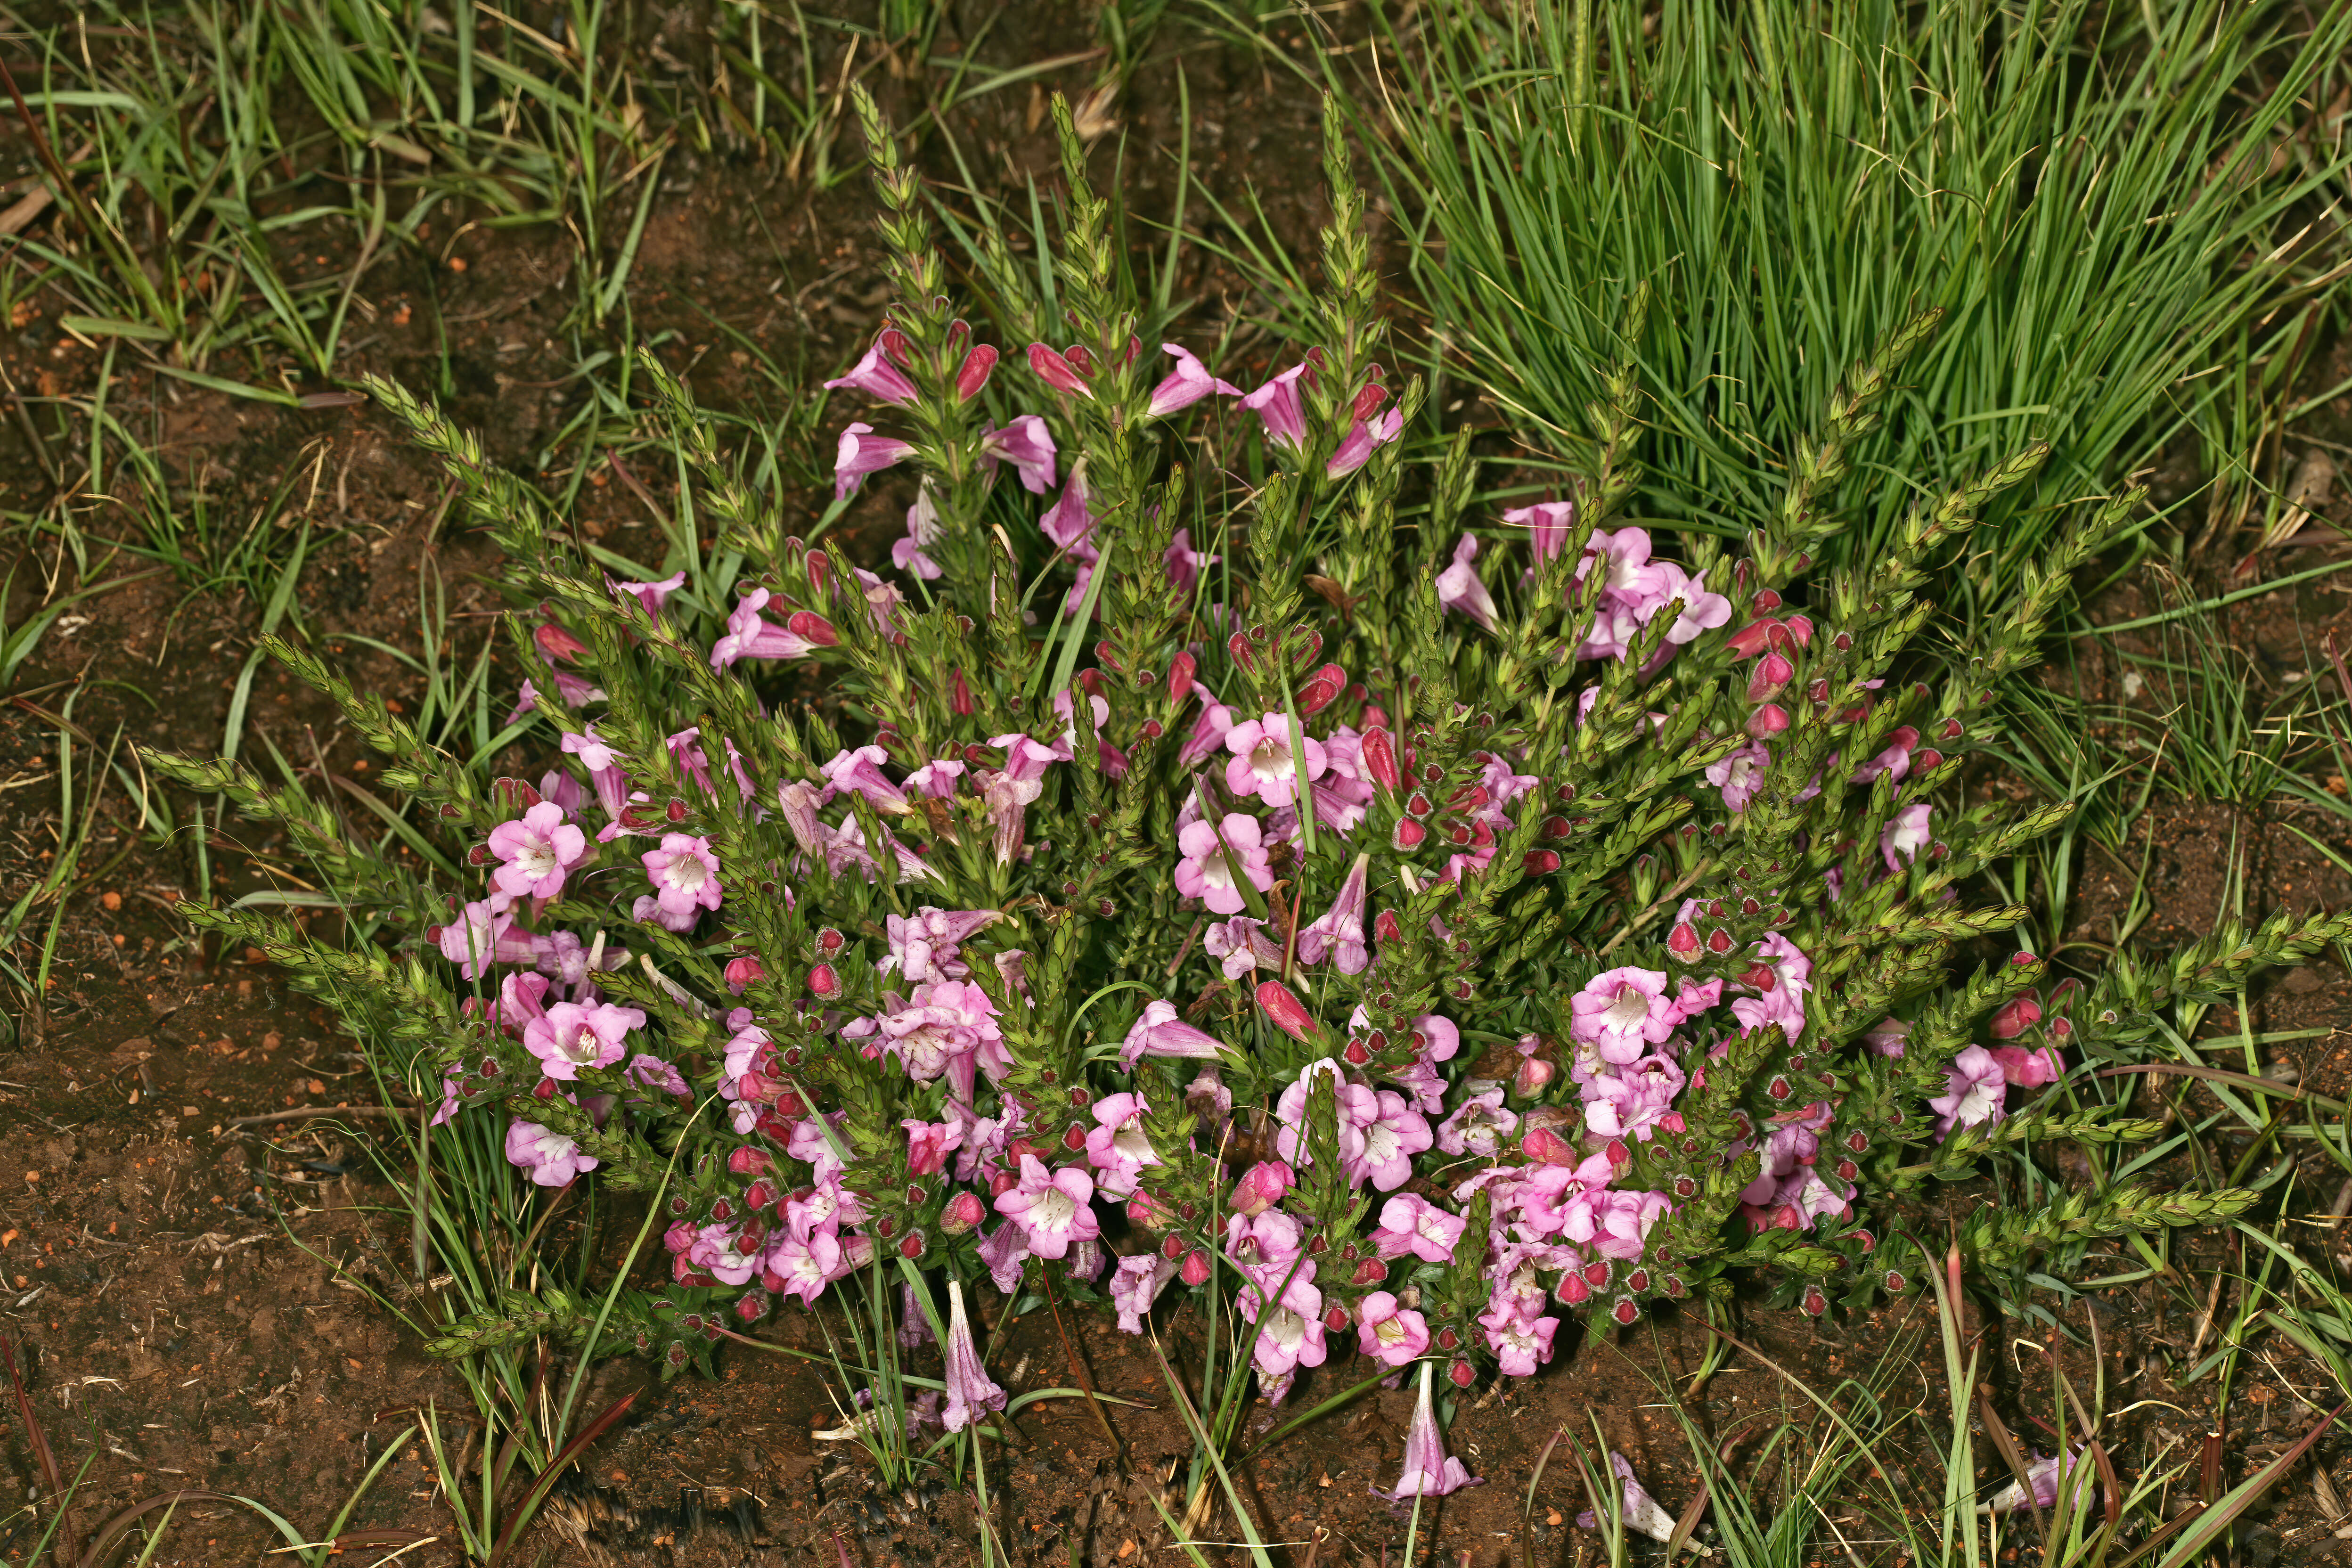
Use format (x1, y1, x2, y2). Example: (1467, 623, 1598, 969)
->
(940, 1280, 1007, 1433)
(1373, 1362, 1479, 1500)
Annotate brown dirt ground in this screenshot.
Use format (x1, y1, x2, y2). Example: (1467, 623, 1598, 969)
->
(5, 5, 2352, 1566)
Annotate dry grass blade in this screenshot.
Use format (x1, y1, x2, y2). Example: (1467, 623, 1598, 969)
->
(2, 1334, 82, 1568)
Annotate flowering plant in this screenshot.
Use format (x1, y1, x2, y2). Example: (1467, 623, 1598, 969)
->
(152, 94, 2345, 1401)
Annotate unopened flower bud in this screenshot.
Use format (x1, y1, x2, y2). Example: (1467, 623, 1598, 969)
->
(1254, 980, 1319, 1041)
(1667, 922, 1700, 960)
(1612, 1296, 1641, 1326)
(1520, 1127, 1579, 1166)
(955, 343, 997, 401)
(1512, 1056, 1553, 1097)
(1747, 702, 1791, 737)
(1449, 1358, 1475, 1388)
(1360, 726, 1400, 790)
(1180, 1250, 1212, 1287)
(786, 610, 839, 647)
(1801, 1284, 1828, 1317)
(940, 1192, 988, 1234)
(808, 963, 841, 999)
(1229, 1160, 1293, 1217)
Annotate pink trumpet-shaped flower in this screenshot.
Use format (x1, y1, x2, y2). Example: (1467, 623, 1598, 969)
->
(1121, 999, 1229, 1067)
(1374, 1361, 1479, 1500)
(1147, 344, 1242, 416)
(711, 588, 823, 670)
(1436, 533, 1499, 632)
(1356, 1291, 1430, 1369)
(980, 415, 1058, 494)
(1325, 407, 1403, 478)
(1241, 362, 1309, 449)
(1504, 499, 1578, 565)
(642, 833, 723, 919)
(1295, 853, 1371, 973)
(506, 1118, 596, 1187)
(893, 483, 945, 580)
(833, 422, 915, 500)
(824, 337, 917, 404)
(940, 1279, 1008, 1433)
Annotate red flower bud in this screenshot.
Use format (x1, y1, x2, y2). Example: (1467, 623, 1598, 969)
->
(1254, 980, 1319, 1041)
(1625, 1267, 1650, 1293)
(941, 1191, 987, 1234)
(1667, 922, 1700, 959)
(1604, 1139, 1631, 1168)
(808, 963, 841, 998)
(1990, 995, 2042, 1039)
(1296, 662, 1348, 716)
(955, 343, 997, 401)
(786, 610, 839, 647)
(1180, 1250, 1212, 1287)
(818, 927, 845, 955)
(1226, 630, 1256, 670)
(1342, 1036, 1371, 1065)
(1521, 1127, 1579, 1166)
(1612, 1296, 1642, 1326)
(1801, 1284, 1828, 1317)
(1449, 1357, 1476, 1388)
(1555, 1271, 1591, 1305)
(1323, 1304, 1351, 1333)
(1374, 909, 1403, 943)
(1513, 1056, 1553, 1097)
(1747, 702, 1791, 738)
(1521, 849, 1561, 875)
(950, 667, 974, 716)
(1166, 651, 1197, 704)
(1392, 817, 1428, 852)
(1672, 1175, 1698, 1199)
(1360, 726, 1400, 790)
(1027, 342, 1094, 398)
(534, 622, 587, 662)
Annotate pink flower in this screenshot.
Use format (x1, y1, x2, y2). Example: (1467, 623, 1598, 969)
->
(1932, 1044, 2008, 1137)
(902, 1118, 964, 1176)
(711, 587, 824, 670)
(1345, 1091, 1433, 1192)
(611, 570, 687, 617)
(893, 483, 945, 580)
(1251, 1308, 1327, 1379)
(980, 414, 1058, 494)
(1147, 344, 1242, 416)
(1240, 362, 1308, 449)
(1204, 916, 1284, 979)
(506, 1118, 596, 1186)
(1504, 499, 1578, 566)
(993, 1154, 1099, 1260)
(1576, 1452, 1676, 1542)
(1040, 466, 1099, 563)
(1084, 1092, 1162, 1197)
(1223, 713, 1328, 808)
(824, 336, 917, 404)
(1163, 527, 1218, 595)
(1993, 1042, 2060, 1088)
(1272, 1059, 1376, 1170)
(1121, 999, 1229, 1067)
(762, 1227, 844, 1307)
(1373, 1363, 1479, 1499)
(1295, 853, 1371, 974)
(1110, 1254, 1178, 1333)
(940, 1279, 1007, 1432)
(1355, 1291, 1430, 1368)
(1226, 1209, 1321, 1320)
(1478, 1305, 1559, 1377)
(1228, 1160, 1294, 1217)
(1568, 1188, 1672, 1261)
(1707, 740, 1771, 811)
(880, 906, 999, 986)
(1569, 968, 1680, 1065)
(1987, 1447, 2094, 1514)
(522, 999, 645, 1081)
(833, 422, 915, 499)
(821, 744, 910, 815)
(1881, 801, 1934, 869)
(642, 833, 723, 919)
(1174, 813, 1274, 915)
(686, 1222, 760, 1287)
(1325, 407, 1403, 478)
(1436, 533, 1499, 632)
(435, 899, 536, 979)
(490, 804, 588, 901)
(1435, 1088, 1519, 1158)
(1373, 1192, 1466, 1265)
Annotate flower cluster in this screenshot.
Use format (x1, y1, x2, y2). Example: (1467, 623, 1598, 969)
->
(179, 94, 2304, 1421)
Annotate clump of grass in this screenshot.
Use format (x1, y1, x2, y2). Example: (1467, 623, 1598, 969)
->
(1338, 0, 2352, 607)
